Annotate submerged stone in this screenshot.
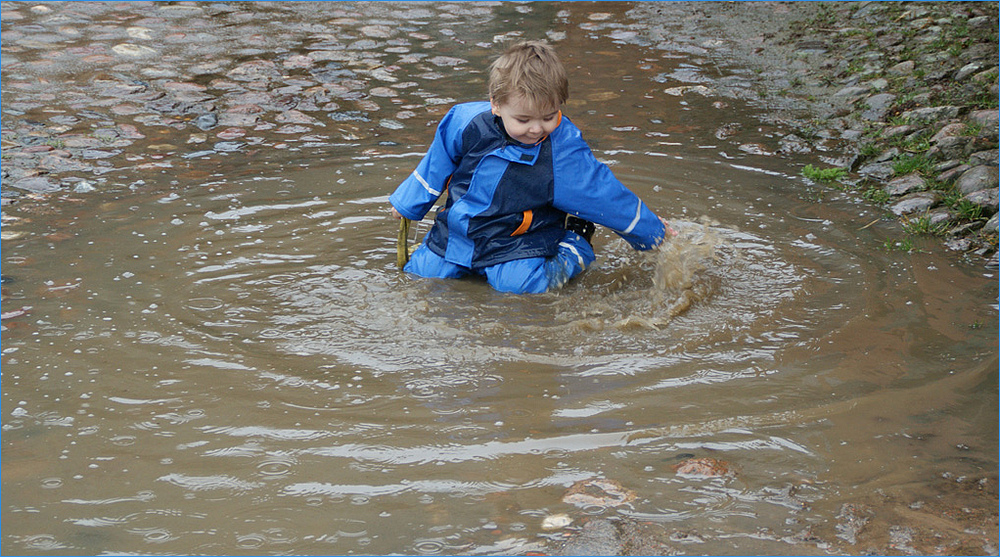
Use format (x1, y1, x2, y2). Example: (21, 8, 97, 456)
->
(12, 176, 60, 193)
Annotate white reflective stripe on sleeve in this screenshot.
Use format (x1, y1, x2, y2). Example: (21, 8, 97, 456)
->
(622, 200, 642, 234)
(559, 241, 585, 269)
(413, 170, 441, 196)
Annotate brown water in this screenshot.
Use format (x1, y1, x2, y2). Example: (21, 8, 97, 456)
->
(2, 2, 997, 555)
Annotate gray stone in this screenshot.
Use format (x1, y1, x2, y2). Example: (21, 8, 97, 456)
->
(884, 173, 925, 196)
(858, 161, 895, 181)
(944, 237, 972, 251)
(933, 136, 972, 160)
(969, 150, 999, 167)
(930, 122, 967, 143)
(834, 85, 869, 98)
(874, 147, 900, 163)
(194, 113, 218, 130)
(901, 105, 963, 125)
(889, 191, 940, 216)
(937, 164, 971, 184)
(218, 113, 260, 127)
(949, 221, 986, 237)
(12, 176, 60, 193)
(861, 93, 896, 121)
(969, 15, 994, 29)
(213, 141, 244, 152)
(868, 78, 889, 91)
(969, 109, 999, 133)
(925, 207, 956, 226)
(955, 165, 999, 194)
(226, 59, 281, 82)
(984, 213, 999, 234)
(558, 519, 623, 556)
(963, 188, 999, 212)
(882, 125, 914, 139)
(888, 60, 915, 75)
(778, 133, 811, 154)
(956, 62, 987, 81)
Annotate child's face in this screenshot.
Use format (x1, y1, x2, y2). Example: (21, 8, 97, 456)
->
(491, 94, 561, 145)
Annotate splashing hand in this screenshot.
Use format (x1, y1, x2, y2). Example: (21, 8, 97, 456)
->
(660, 217, 678, 238)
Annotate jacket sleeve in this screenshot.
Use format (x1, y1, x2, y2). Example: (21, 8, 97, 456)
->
(389, 104, 475, 221)
(552, 128, 666, 250)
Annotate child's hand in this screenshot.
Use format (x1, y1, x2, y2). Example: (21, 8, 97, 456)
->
(390, 207, 403, 220)
(660, 217, 678, 238)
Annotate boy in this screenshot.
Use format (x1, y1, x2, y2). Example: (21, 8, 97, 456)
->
(389, 40, 673, 294)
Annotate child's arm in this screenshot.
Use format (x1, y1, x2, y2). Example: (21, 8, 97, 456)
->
(388, 103, 484, 220)
(553, 138, 669, 250)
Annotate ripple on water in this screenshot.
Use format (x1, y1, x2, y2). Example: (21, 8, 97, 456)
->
(246, 218, 804, 379)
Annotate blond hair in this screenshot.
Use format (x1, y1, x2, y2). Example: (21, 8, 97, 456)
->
(488, 40, 569, 112)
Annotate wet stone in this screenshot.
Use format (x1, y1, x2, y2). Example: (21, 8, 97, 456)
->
(889, 191, 941, 216)
(861, 93, 896, 121)
(925, 207, 956, 226)
(282, 55, 314, 69)
(672, 457, 738, 478)
(218, 113, 259, 128)
(182, 150, 215, 159)
(778, 133, 812, 154)
(215, 127, 246, 140)
(112, 43, 158, 57)
(227, 60, 281, 82)
(213, 141, 244, 152)
(12, 176, 60, 193)
(557, 519, 623, 557)
(738, 143, 774, 156)
(360, 24, 393, 39)
(884, 173, 925, 196)
(80, 149, 120, 159)
(275, 110, 320, 125)
(562, 478, 636, 508)
(427, 55, 467, 67)
(836, 504, 873, 545)
(193, 114, 218, 130)
(857, 161, 895, 181)
(328, 111, 370, 122)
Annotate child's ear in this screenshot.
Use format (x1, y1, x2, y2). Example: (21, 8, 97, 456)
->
(490, 99, 499, 115)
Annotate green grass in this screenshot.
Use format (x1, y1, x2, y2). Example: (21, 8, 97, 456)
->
(952, 198, 984, 221)
(892, 153, 934, 176)
(861, 186, 891, 204)
(901, 216, 947, 236)
(941, 189, 988, 221)
(803, 164, 848, 182)
(881, 237, 915, 252)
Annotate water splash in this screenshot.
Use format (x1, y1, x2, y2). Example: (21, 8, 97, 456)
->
(647, 217, 726, 322)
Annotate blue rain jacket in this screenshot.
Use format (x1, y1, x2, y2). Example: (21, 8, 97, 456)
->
(389, 101, 665, 270)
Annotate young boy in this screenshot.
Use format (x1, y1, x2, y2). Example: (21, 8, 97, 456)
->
(389, 40, 673, 294)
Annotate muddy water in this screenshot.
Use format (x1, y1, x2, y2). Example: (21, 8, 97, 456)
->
(2, 2, 997, 555)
